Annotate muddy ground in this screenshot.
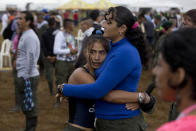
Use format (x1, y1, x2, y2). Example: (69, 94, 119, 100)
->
(0, 70, 170, 131)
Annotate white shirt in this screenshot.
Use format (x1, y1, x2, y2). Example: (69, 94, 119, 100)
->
(0, 13, 9, 35)
(53, 30, 76, 62)
(16, 29, 40, 79)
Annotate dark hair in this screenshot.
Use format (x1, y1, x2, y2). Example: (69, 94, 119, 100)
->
(79, 17, 93, 27)
(86, 35, 110, 53)
(154, 14, 161, 20)
(162, 20, 173, 31)
(89, 10, 100, 21)
(160, 28, 196, 99)
(63, 18, 74, 28)
(138, 12, 145, 19)
(184, 9, 196, 25)
(21, 11, 35, 31)
(107, 6, 148, 65)
(48, 17, 56, 27)
(74, 35, 110, 68)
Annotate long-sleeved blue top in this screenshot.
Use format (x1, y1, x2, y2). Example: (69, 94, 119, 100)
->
(63, 38, 142, 119)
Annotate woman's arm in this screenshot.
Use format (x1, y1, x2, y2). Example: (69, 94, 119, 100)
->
(102, 90, 153, 113)
(57, 67, 95, 102)
(102, 90, 151, 104)
(68, 68, 139, 103)
(62, 67, 150, 105)
(62, 47, 140, 99)
(102, 90, 139, 104)
(68, 68, 147, 104)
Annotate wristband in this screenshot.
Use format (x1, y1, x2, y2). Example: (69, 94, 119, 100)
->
(138, 92, 144, 104)
(57, 84, 64, 94)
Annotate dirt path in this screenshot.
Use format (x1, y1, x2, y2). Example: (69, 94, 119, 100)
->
(0, 70, 170, 131)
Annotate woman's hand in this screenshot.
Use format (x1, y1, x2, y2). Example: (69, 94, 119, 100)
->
(126, 102, 139, 111)
(138, 92, 151, 104)
(143, 93, 151, 104)
(125, 93, 152, 111)
(56, 84, 68, 103)
(56, 93, 68, 103)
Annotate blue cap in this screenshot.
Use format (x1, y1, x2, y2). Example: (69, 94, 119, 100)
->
(42, 9, 48, 13)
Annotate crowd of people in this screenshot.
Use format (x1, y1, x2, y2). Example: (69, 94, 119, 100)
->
(1, 5, 196, 131)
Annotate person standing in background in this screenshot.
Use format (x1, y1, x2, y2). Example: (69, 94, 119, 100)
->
(64, 10, 69, 19)
(41, 17, 59, 96)
(0, 9, 10, 35)
(16, 11, 40, 131)
(138, 12, 154, 44)
(77, 17, 95, 55)
(73, 11, 78, 26)
(53, 19, 78, 108)
(36, 13, 48, 75)
(9, 26, 22, 113)
(89, 9, 104, 30)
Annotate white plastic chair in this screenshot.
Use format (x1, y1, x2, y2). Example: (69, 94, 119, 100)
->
(0, 39, 12, 68)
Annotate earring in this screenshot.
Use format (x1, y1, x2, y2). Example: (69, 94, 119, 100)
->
(176, 92, 181, 106)
(119, 32, 122, 36)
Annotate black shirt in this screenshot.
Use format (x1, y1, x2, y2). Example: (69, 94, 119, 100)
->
(41, 27, 58, 57)
(68, 66, 95, 128)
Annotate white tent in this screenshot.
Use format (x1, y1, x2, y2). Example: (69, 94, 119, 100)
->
(108, 0, 196, 11)
(0, 0, 195, 11)
(140, 0, 181, 8)
(171, 0, 196, 11)
(113, 0, 181, 8)
(0, 0, 66, 11)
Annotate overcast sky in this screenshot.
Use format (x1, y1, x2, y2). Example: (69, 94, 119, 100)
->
(0, 0, 195, 11)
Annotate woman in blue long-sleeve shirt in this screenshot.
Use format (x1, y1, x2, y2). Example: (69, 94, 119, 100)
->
(58, 6, 148, 130)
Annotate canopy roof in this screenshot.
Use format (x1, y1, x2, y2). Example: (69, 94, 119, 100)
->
(58, 0, 94, 10)
(58, 0, 116, 10)
(91, 0, 117, 10)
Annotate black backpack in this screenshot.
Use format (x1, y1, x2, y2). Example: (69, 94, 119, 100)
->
(3, 20, 14, 40)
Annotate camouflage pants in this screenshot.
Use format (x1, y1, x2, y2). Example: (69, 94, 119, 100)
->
(55, 60, 75, 86)
(95, 113, 147, 131)
(16, 76, 39, 118)
(43, 57, 55, 94)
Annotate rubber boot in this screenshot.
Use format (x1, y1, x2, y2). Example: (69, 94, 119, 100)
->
(24, 117, 37, 131)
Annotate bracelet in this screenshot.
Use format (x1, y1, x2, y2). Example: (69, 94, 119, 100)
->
(143, 93, 148, 103)
(138, 92, 144, 104)
(57, 84, 64, 94)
